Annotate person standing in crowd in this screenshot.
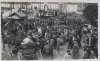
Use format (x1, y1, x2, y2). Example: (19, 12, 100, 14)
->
(33, 7, 40, 19)
(64, 50, 72, 59)
(90, 50, 96, 59)
(64, 29, 68, 42)
(49, 39, 54, 59)
(52, 34, 57, 49)
(14, 26, 25, 46)
(68, 34, 73, 49)
(86, 36, 89, 46)
(38, 38, 45, 54)
(83, 45, 91, 59)
(81, 26, 88, 48)
(57, 36, 62, 51)
(44, 32, 48, 41)
(90, 34, 97, 50)
(72, 41, 79, 59)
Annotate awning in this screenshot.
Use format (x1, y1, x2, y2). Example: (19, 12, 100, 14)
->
(2, 8, 19, 19)
(7, 15, 20, 19)
(6, 12, 26, 20)
(15, 12, 26, 18)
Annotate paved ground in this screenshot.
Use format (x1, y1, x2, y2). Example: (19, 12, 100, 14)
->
(2, 42, 85, 60)
(2, 44, 13, 60)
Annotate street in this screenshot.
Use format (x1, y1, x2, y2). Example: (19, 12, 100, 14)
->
(2, 42, 85, 60)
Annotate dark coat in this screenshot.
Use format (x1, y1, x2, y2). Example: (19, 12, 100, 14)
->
(15, 29, 25, 44)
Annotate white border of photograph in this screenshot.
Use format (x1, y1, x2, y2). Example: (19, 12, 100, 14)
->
(0, 0, 99, 61)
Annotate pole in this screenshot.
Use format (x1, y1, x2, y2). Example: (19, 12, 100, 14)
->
(26, 2, 29, 30)
(11, 2, 12, 26)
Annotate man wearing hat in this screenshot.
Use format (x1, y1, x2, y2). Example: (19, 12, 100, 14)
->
(64, 50, 72, 59)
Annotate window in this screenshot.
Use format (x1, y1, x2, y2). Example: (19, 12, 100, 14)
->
(67, 4, 78, 13)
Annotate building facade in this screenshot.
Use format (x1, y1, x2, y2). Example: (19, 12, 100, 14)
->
(1, 2, 87, 15)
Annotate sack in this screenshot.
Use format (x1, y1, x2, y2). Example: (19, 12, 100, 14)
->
(23, 54, 38, 60)
(22, 48, 36, 55)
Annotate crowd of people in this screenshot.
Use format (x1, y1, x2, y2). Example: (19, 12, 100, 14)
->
(2, 12, 98, 60)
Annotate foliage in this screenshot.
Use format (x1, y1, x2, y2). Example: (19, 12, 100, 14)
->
(83, 3, 98, 26)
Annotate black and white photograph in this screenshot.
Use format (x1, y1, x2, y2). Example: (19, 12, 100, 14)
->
(1, 0, 98, 60)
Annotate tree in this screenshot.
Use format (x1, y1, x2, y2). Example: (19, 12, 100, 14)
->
(83, 3, 98, 26)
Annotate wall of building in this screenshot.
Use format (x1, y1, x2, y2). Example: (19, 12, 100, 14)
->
(1, 2, 87, 14)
